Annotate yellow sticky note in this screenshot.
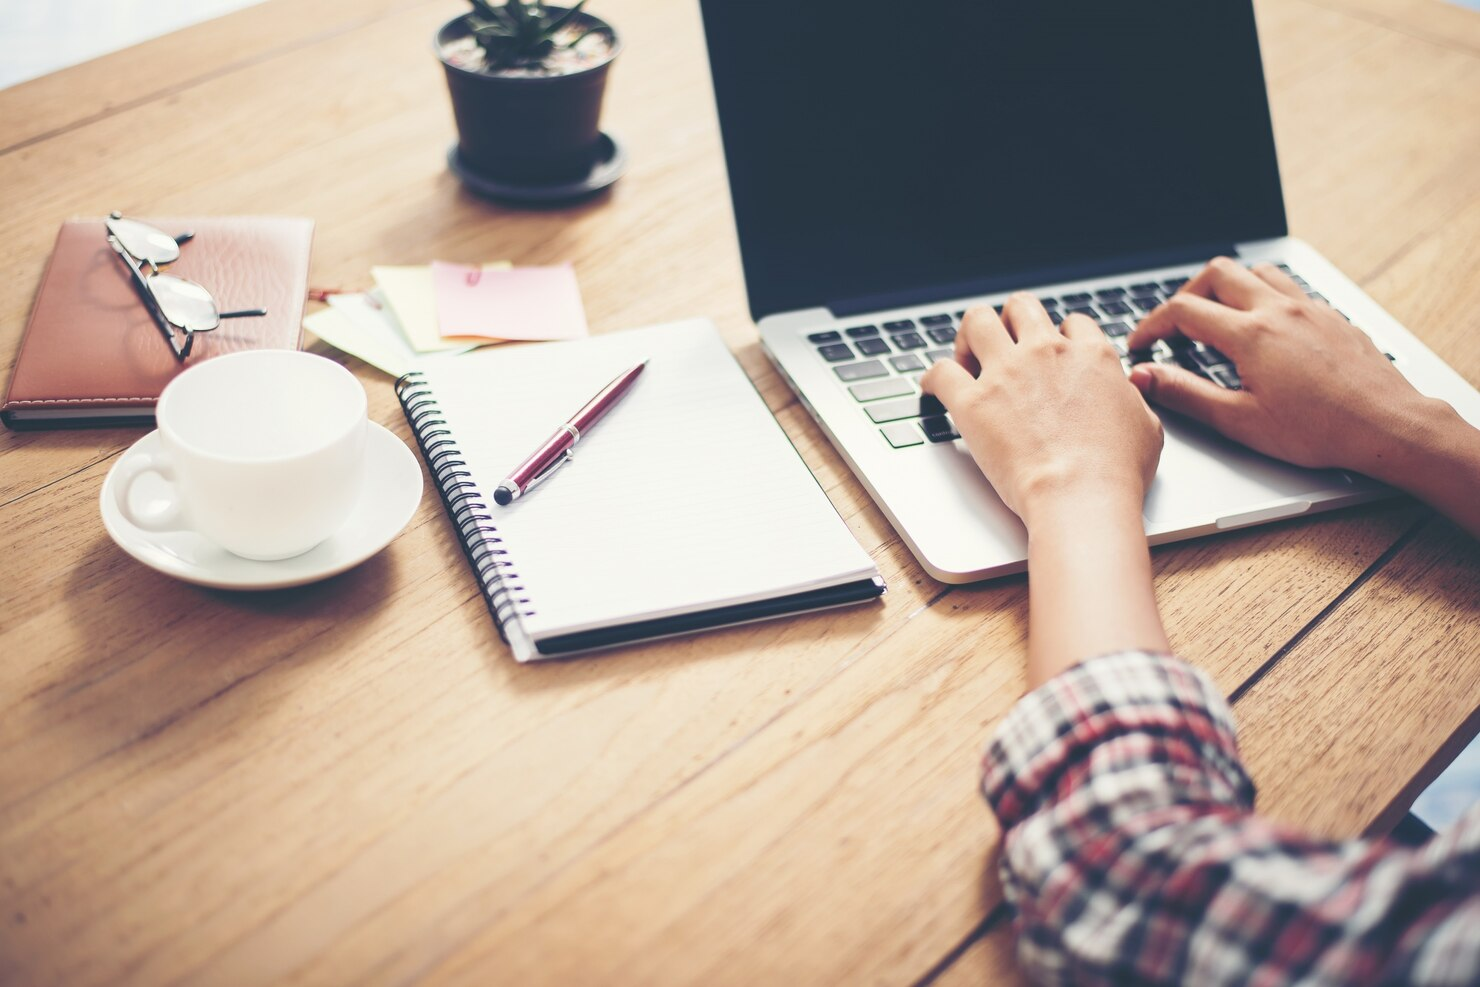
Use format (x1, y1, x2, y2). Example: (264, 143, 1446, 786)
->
(372, 263, 510, 352)
(304, 307, 414, 378)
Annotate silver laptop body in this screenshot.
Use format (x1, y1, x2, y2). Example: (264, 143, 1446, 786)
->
(700, 0, 1480, 582)
(759, 238, 1480, 581)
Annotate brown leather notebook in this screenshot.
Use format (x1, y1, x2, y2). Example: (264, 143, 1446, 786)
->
(2, 216, 313, 429)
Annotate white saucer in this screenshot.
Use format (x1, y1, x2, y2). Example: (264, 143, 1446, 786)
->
(100, 423, 423, 590)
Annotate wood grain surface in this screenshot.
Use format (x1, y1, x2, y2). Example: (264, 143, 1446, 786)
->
(1, 0, 1477, 984)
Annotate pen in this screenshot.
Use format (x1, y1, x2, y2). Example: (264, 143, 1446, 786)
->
(493, 359, 648, 506)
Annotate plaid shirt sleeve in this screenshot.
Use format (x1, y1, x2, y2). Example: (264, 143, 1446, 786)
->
(982, 650, 1480, 986)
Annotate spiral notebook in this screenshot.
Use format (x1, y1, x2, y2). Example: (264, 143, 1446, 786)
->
(396, 319, 884, 661)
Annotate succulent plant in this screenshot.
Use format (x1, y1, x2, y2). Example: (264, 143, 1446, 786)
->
(465, 0, 596, 71)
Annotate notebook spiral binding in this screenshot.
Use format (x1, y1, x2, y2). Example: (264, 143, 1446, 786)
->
(395, 372, 535, 644)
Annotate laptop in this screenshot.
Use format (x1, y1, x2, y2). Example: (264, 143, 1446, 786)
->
(697, 0, 1480, 583)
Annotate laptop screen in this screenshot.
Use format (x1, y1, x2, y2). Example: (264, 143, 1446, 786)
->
(699, 0, 1287, 320)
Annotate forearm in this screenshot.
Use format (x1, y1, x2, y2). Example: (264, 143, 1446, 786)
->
(1365, 397, 1480, 539)
(1023, 487, 1168, 688)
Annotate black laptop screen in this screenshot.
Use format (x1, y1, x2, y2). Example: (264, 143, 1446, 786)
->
(699, 0, 1287, 320)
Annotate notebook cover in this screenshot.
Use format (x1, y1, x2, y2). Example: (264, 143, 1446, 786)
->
(2, 216, 314, 429)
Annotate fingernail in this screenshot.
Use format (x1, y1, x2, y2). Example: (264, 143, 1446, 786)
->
(1129, 366, 1154, 393)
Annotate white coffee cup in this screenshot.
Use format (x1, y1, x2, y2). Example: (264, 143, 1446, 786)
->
(113, 350, 368, 561)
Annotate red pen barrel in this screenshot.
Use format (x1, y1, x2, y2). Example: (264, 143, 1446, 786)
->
(508, 426, 578, 490)
(571, 361, 646, 433)
(496, 359, 647, 504)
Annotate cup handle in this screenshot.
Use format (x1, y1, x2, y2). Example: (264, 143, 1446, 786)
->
(112, 452, 188, 532)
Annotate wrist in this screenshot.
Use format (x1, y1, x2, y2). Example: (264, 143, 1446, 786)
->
(1357, 396, 1471, 490)
(1021, 474, 1146, 534)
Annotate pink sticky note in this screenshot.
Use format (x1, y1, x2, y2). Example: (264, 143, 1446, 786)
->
(433, 261, 589, 341)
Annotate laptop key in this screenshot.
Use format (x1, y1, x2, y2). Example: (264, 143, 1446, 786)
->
(1163, 277, 1190, 292)
(856, 337, 892, 356)
(866, 395, 945, 423)
(926, 348, 954, 363)
(890, 354, 926, 373)
(1132, 295, 1161, 312)
(1129, 282, 1159, 295)
(850, 377, 915, 402)
(1176, 350, 1205, 374)
(808, 330, 842, 344)
(1209, 366, 1242, 390)
(883, 319, 916, 333)
(880, 422, 925, 448)
(1102, 321, 1132, 337)
(834, 360, 888, 381)
(1195, 344, 1233, 367)
(927, 326, 957, 344)
(1095, 287, 1127, 300)
(920, 314, 953, 326)
(920, 415, 960, 443)
(1101, 300, 1133, 316)
(846, 324, 880, 338)
(1042, 296, 1061, 308)
(818, 343, 854, 362)
(1066, 306, 1099, 320)
(1048, 310, 1065, 325)
(1062, 292, 1092, 304)
(894, 332, 927, 350)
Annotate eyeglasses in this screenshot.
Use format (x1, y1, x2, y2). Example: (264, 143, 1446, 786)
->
(105, 211, 268, 361)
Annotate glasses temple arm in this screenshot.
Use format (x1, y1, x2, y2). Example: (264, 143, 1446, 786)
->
(107, 235, 190, 361)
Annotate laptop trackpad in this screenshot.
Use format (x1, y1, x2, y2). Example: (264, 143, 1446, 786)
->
(1143, 412, 1350, 530)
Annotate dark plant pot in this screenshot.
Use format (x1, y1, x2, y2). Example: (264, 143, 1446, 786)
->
(436, 10, 619, 186)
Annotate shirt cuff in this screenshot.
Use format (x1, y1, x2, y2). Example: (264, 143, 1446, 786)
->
(982, 651, 1254, 830)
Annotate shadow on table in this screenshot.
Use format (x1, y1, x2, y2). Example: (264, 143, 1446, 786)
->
(52, 533, 399, 752)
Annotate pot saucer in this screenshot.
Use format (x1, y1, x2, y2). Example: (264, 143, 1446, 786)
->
(99, 423, 423, 591)
(447, 132, 627, 203)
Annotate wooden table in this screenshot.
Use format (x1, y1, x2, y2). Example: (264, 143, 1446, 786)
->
(2, 1, 1478, 983)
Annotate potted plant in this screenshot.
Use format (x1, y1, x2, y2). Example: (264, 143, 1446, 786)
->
(436, 0, 621, 192)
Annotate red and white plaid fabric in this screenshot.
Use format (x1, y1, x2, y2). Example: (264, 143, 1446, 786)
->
(982, 651, 1480, 986)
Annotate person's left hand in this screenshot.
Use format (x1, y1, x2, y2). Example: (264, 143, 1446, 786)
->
(921, 293, 1163, 525)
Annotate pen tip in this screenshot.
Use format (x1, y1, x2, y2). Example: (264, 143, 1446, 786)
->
(493, 485, 514, 507)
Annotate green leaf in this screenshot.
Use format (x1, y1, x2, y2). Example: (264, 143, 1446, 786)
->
(559, 26, 600, 50)
(541, 0, 589, 38)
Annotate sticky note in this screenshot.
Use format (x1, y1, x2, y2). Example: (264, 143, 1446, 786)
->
(306, 291, 477, 377)
(432, 261, 589, 341)
(373, 264, 508, 352)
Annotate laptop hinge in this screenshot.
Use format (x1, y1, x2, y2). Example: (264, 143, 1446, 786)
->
(826, 242, 1240, 319)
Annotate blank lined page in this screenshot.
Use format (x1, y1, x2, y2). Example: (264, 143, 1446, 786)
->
(415, 320, 878, 639)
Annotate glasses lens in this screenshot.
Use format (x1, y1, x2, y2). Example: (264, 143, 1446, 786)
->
(106, 216, 180, 265)
(149, 274, 220, 332)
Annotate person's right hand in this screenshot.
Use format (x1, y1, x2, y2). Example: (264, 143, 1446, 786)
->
(1126, 257, 1443, 480)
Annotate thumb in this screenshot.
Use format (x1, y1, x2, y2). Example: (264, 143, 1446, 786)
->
(1130, 363, 1246, 433)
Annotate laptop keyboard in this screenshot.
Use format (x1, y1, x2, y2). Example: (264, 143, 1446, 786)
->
(807, 263, 1360, 449)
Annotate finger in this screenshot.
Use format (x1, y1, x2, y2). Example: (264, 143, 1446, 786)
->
(1128, 293, 1248, 354)
(1000, 292, 1055, 343)
(957, 304, 1012, 373)
(920, 357, 976, 410)
(1249, 261, 1307, 300)
(1128, 363, 1249, 434)
(952, 329, 980, 377)
(1059, 312, 1103, 344)
(1179, 256, 1283, 310)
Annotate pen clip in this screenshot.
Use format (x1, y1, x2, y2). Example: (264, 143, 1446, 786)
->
(524, 449, 573, 495)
